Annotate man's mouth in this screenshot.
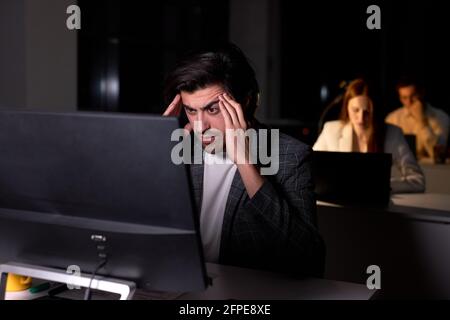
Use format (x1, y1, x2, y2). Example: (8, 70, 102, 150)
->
(201, 135, 215, 145)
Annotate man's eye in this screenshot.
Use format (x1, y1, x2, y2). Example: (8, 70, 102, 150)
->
(185, 108, 196, 115)
(207, 107, 220, 115)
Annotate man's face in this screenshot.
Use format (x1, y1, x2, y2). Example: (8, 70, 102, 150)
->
(398, 85, 420, 109)
(181, 84, 227, 150)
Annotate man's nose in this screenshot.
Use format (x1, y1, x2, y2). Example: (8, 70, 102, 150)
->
(196, 112, 210, 132)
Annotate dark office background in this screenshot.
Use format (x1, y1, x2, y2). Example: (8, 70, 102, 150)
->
(75, 0, 450, 143)
(78, 0, 229, 114)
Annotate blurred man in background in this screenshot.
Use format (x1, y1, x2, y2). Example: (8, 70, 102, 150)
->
(386, 77, 449, 162)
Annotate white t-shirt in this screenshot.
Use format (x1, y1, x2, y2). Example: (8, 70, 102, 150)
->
(199, 152, 237, 263)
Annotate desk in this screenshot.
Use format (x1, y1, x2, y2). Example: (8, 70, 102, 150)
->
(420, 163, 450, 194)
(4, 263, 375, 300)
(317, 193, 450, 298)
(179, 263, 374, 300)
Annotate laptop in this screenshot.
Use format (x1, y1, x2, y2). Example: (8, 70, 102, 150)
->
(312, 151, 392, 207)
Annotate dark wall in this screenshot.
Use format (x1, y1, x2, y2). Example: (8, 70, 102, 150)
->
(78, 0, 449, 127)
(78, 0, 229, 114)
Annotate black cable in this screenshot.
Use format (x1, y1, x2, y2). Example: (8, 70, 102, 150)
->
(84, 258, 108, 300)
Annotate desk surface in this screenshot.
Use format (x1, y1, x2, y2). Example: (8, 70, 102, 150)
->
(5, 263, 375, 300)
(420, 163, 450, 194)
(419, 158, 450, 165)
(390, 193, 450, 212)
(178, 263, 374, 300)
(318, 193, 450, 223)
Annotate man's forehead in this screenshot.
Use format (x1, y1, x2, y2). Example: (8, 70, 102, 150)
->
(182, 99, 220, 111)
(181, 86, 224, 109)
(399, 86, 417, 95)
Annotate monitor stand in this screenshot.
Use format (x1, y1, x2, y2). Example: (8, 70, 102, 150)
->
(0, 262, 136, 300)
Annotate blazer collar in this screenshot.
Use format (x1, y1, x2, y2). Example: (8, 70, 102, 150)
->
(339, 122, 354, 152)
(219, 167, 245, 261)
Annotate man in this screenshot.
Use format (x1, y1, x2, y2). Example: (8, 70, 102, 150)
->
(163, 44, 325, 277)
(386, 78, 449, 161)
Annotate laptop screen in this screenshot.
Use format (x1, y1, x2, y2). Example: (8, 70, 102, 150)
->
(312, 151, 392, 206)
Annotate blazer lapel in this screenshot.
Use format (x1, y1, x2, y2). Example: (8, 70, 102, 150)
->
(219, 168, 246, 261)
(339, 122, 353, 152)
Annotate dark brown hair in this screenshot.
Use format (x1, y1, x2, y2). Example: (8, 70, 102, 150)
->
(396, 76, 425, 101)
(163, 43, 260, 121)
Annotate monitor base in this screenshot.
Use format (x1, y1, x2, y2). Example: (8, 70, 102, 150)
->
(0, 262, 136, 300)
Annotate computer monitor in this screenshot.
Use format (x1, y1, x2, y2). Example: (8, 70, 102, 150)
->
(0, 110, 207, 294)
(312, 151, 392, 207)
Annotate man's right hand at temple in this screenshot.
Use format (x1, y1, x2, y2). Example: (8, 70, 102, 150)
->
(163, 94, 182, 116)
(162, 94, 192, 136)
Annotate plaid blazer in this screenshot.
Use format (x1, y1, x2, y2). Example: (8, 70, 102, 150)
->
(190, 130, 325, 277)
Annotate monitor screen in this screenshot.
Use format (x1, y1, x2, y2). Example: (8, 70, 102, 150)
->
(0, 110, 207, 292)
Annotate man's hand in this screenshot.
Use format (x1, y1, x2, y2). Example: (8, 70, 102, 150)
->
(219, 93, 249, 164)
(409, 99, 427, 128)
(163, 94, 182, 116)
(162, 94, 192, 135)
(219, 93, 263, 198)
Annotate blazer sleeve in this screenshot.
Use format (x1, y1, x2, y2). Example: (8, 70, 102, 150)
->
(242, 143, 325, 277)
(388, 126, 426, 194)
(313, 124, 329, 151)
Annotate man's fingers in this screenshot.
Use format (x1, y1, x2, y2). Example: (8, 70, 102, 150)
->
(223, 93, 247, 129)
(163, 94, 181, 116)
(219, 96, 239, 127)
(222, 93, 239, 108)
(219, 101, 232, 128)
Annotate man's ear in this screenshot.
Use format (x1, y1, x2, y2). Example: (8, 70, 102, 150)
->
(243, 94, 259, 128)
(244, 96, 251, 108)
(243, 96, 252, 119)
(255, 93, 260, 111)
